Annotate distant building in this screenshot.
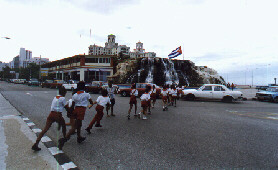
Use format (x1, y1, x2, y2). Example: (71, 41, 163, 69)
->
(19, 48, 33, 68)
(9, 56, 20, 69)
(88, 34, 130, 56)
(130, 41, 156, 58)
(0, 61, 9, 71)
(30, 57, 50, 65)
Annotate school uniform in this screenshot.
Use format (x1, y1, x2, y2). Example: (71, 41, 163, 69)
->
(171, 89, 178, 101)
(87, 96, 111, 128)
(72, 91, 91, 120)
(66, 99, 74, 118)
(140, 93, 150, 108)
(150, 89, 157, 102)
(161, 90, 168, 102)
(107, 87, 116, 106)
(129, 89, 138, 105)
(47, 95, 67, 125)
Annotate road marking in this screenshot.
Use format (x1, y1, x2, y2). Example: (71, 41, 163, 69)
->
(32, 128, 42, 133)
(48, 147, 64, 155)
(27, 122, 35, 126)
(61, 162, 77, 169)
(26, 93, 33, 96)
(22, 118, 29, 121)
(41, 136, 52, 143)
(266, 117, 278, 120)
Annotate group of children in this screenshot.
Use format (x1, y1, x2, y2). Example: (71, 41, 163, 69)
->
(32, 81, 114, 151)
(127, 84, 179, 120)
(32, 81, 180, 151)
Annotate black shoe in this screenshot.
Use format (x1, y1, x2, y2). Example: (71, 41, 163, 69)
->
(77, 137, 86, 143)
(163, 108, 165, 111)
(111, 114, 115, 117)
(85, 127, 91, 134)
(134, 114, 137, 117)
(58, 138, 67, 150)
(95, 124, 102, 127)
(32, 144, 41, 151)
(127, 115, 130, 120)
(148, 112, 151, 115)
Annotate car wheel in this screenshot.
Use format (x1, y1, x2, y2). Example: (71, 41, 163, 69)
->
(273, 97, 278, 103)
(223, 96, 233, 103)
(186, 94, 195, 101)
(121, 91, 127, 97)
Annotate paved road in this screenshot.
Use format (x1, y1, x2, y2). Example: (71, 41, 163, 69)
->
(1, 81, 278, 169)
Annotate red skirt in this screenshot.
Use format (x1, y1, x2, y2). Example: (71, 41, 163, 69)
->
(150, 93, 156, 100)
(95, 104, 104, 113)
(162, 96, 168, 102)
(129, 95, 137, 105)
(141, 101, 148, 108)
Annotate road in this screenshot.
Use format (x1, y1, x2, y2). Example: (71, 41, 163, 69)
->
(1, 81, 278, 169)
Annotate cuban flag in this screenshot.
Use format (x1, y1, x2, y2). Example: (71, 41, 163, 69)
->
(168, 46, 182, 59)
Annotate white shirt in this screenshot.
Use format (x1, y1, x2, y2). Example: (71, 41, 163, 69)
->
(51, 96, 66, 112)
(171, 89, 178, 96)
(96, 96, 111, 107)
(161, 90, 168, 97)
(140, 93, 150, 101)
(66, 99, 73, 108)
(130, 89, 138, 96)
(107, 87, 116, 99)
(151, 89, 156, 94)
(72, 91, 91, 107)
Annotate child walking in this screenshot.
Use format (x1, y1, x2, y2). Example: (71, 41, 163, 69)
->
(171, 85, 178, 107)
(32, 87, 69, 151)
(140, 88, 150, 120)
(65, 90, 77, 131)
(127, 84, 138, 119)
(85, 89, 111, 134)
(150, 85, 157, 108)
(161, 86, 169, 111)
(58, 81, 94, 150)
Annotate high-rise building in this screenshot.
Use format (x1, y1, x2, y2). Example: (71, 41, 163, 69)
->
(19, 48, 33, 68)
(130, 41, 156, 58)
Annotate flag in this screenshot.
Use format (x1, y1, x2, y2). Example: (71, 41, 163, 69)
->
(168, 46, 182, 59)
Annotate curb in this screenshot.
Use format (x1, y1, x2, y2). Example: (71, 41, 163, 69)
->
(21, 115, 79, 170)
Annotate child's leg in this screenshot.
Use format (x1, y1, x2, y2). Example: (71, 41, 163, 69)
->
(33, 120, 53, 147)
(96, 111, 104, 125)
(59, 118, 67, 138)
(134, 103, 137, 115)
(76, 119, 83, 138)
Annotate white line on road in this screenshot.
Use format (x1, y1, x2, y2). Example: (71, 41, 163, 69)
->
(41, 136, 52, 143)
(27, 122, 35, 126)
(48, 147, 64, 155)
(26, 93, 33, 96)
(61, 162, 77, 170)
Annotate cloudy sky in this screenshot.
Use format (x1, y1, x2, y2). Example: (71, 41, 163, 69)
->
(0, 0, 277, 85)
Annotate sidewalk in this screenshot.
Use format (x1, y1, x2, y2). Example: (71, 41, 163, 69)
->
(0, 93, 67, 169)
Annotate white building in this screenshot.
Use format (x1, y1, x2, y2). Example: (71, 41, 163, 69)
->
(30, 57, 50, 65)
(130, 41, 156, 58)
(19, 48, 33, 68)
(88, 34, 130, 56)
(0, 61, 9, 71)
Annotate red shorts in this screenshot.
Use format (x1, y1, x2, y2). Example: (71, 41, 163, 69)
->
(95, 104, 104, 113)
(172, 95, 177, 99)
(162, 96, 168, 102)
(147, 100, 151, 107)
(73, 106, 86, 120)
(47, 111, 65, 124)
(129, 95, 137, 105)
(150, 93, 156, 101)
(141, 101, 148, 108)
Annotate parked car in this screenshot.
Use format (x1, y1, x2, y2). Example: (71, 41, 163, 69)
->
(41, 80, 54, 88)
(49, 80, 66, 89)
(181, 84, 243, 102)
(256, 86, 278, 102)
(85, 81, 104, 93)
(28, 78, 40, 86)
(119, 83, 161, 97)
(62, 80, 79, 90)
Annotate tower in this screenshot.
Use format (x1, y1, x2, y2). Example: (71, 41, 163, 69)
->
(136, 41, 144, 53)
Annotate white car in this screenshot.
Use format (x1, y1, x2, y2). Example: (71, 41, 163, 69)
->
(181, 84, 243, 102)
(62, 80, 79, 90)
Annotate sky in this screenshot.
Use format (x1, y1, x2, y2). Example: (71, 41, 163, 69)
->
(0, 0, 277, 85)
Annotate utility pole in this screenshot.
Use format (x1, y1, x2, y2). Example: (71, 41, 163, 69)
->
(39, 55, 41, 82)
(275, 78, 277, 85)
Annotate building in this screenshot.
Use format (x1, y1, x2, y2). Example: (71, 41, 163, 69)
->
(41, 54, 117, 82)
(9, 56, 20, 69)
(88, 34, 130, 56)
(0, 61, 9, 71)
(130, 41, 156, 58)
(19, 48, 33, 68)
(30, 57, 50, 65)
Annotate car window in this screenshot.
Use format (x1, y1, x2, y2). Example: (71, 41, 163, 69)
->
(202, 86, 212, 91)
(214, 86, 221, 91)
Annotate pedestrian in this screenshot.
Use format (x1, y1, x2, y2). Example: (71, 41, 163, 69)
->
(106, 81, 116, 117)
(168, 84, 173, 106)
(147, 85, 152, 114)
(58, 81, 94, 150)
(65, 90, 77, 131)
(231, 83, 235, 91)
(32, 87, 69, 151)
(171, 85, 178, 107)
(85, 89, 111, 134)
(150, 85, 157, 108)
(139, 88, 150, 120)
(127, 84, 138, 119)
(161, 85, 169, 111)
